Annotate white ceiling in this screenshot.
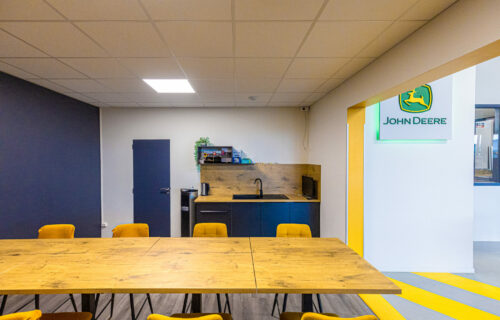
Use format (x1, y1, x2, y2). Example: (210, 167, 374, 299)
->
(0, 0, 456, 108)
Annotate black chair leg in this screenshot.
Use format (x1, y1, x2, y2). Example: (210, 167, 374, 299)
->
(109, 294, 115, 319)
(316, 294, 323, 313)
(216, 294, 222, 313)
(34, 295, 40, 309)
(182, 294, 189, 313)
(129, 294, 136, 320)
(282, 294, 288, 313)
(271, 294, 279, 316)
(69, 294, 78, 312)
(0, 295, 7, 316)
(146, 294, 153, 313)
(224, 294, 231, 314)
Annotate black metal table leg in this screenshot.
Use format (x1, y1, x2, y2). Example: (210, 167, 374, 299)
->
(301, 294, 313, 312)
(82, 294, 97, 320)
(191, 294, 202, 313)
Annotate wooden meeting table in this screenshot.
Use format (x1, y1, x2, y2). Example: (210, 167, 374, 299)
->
(0, 237, 400, 317)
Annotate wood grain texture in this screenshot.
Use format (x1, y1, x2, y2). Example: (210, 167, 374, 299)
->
(250, 238, 401, 295)
(199, 163, 321, 199)
(194, 194, 319, 203)
(0, 237, 398, 296)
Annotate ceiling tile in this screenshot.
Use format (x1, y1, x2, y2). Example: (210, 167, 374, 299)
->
(0, 30, 47, 57)
(235, 93, 272, 103)
(27, 79, 74, 93)
(270, 92, 309, 103)
(299, 21, 390, 57)
(314, 78, 344, 92)
(139, 102, 174, 107)
(235, 78, 280, 93)
(235, 0, 323, 20)
(62, 92, 100, 105)
(107, 102, 140, 107)
(0, 22, 107, 57)
(51, 79, 111, 92)
(235, 58, 290, 78)
(303, 92, 326, 104)
(277, 78, 327, 93)
(118, 58, 183, 78)
(400, 0, 456, 20)
(333, 58, 374, 78)
(1, 58, 86, 78)
(320, 0, 418, 20)
(86, 92, 136, 103)
(0, 61, 39, 78)
(190, 79, 234, 93)
(267, 101, 305, 107)
(156, 22, 232, 57)
(358, 21, 426, 57)
(236, 101, 269, 107)
(178, 58, 233, 79)
(235, 22, 311, 57)
(97, 79, 155, 93)
(285, 58, 349, 78)
(160, 93, 202, 103)
(198, 92, 235, 103)
(141, 0, 231, 20)
(77, 22, 170, 57)
(47, 0, 148, 20)
(60, 58, 135, 78)
(121, 92, 201, 104)
(0, 0, 63, 20)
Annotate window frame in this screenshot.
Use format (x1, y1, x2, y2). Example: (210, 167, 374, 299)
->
(474, 104, 500, 186)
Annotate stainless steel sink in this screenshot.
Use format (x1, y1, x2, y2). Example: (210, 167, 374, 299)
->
(233, 194, 289, 200)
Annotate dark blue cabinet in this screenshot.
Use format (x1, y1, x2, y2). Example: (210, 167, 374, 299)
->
(231, 203, 261, 236)
(261, 203, 290, 237)
(194, 201, 320, 237)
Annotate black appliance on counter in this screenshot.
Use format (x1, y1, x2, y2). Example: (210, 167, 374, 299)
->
(181, 188, 198, 237)
(302, 175, 318, 200)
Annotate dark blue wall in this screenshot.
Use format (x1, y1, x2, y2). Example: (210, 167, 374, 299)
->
(0, 72, 101, 238)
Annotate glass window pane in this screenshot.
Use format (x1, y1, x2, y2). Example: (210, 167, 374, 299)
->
(474, 107, 499, 184)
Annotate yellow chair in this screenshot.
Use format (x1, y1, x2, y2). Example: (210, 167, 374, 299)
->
(281, 312, 377, 320)
(95, 223, 153, 320)
(38, 224, 75, 239)
(1, 225, 79, 316)
(0, 310, 92, 320)
(273, 224, 321, 316)
(148, 313, 230, 320)
(182, 223, 230, 314)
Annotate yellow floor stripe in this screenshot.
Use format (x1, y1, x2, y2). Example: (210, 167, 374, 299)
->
(359, 294, 406, 320)
(415, 272, 500, 301)
(390, 278, 500, 320)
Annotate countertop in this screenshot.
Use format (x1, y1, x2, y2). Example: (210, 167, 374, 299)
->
(194, 194, 320, 203)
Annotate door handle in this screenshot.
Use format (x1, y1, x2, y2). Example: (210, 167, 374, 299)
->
(160, 187, 170, 194)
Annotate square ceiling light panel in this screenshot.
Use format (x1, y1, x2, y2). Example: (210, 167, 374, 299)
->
(143, 79, 195, 93)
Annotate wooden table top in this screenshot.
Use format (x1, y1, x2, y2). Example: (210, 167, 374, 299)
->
(0, 237, 400, 295)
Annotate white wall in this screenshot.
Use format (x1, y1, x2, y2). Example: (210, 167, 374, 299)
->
(100, 107, 307, 237)
(308, 0, 500, 243)
(474, 55, 500, 241)
(363, 68, 476, 272)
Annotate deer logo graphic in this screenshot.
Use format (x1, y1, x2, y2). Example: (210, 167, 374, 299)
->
(399, 85, 433, 113)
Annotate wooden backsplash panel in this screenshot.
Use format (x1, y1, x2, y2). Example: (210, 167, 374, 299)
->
(200, 163, 321, 198)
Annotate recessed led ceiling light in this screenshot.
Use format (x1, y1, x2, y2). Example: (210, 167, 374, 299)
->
(143, 79, 195, 93)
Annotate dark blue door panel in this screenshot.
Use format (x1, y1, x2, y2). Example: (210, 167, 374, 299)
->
(133, 140, 171, 237)
(261, 203, 290, 237)
(232, 203, 261, 236)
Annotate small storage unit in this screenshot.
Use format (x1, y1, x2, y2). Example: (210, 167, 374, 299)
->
(194, 202, 320, 237)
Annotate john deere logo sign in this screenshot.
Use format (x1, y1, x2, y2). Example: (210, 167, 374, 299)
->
(379, 77, 452, 140)
(399, 85, 432, 113)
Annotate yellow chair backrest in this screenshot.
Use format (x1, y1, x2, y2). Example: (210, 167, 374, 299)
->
(276, 223, 312, 238)
(0, 310, 42, 320)
(193, 223, 228, 237)
(148, 314, 222, 320)
(38, 224, 75, 239)
(301, 313, 377, 320)
(112, 223, 149, 238)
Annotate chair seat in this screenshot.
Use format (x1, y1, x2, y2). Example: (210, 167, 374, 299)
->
(170, 313, 232, 320)
(280, 312, 339, 320)
(40, 313, 92, 320)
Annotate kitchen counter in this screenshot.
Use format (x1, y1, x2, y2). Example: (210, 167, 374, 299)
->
(195, 194, 320, 203)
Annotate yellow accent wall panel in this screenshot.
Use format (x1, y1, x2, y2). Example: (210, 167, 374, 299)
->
(347, 107, 365, 256)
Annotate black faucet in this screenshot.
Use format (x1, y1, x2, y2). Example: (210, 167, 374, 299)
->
(254, 178, 263, 198)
